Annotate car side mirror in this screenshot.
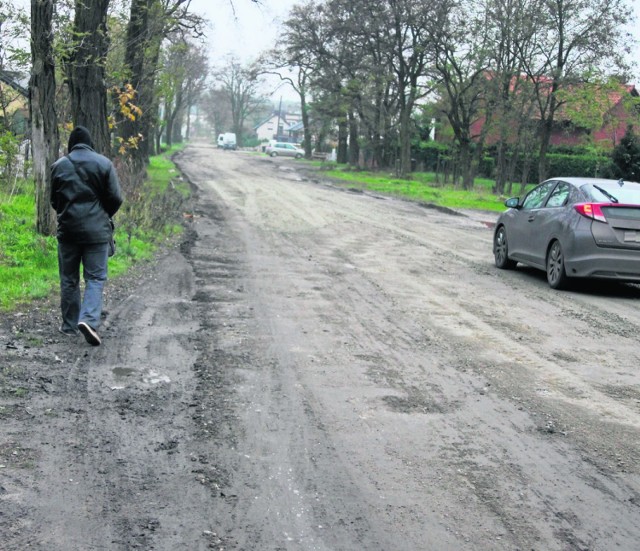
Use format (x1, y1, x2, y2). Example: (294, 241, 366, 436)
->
(505, 197, 520, 209)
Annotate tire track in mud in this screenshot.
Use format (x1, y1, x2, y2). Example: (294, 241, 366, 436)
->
(177, 168, 405, 550)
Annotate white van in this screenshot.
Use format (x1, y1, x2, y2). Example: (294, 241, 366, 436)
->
(217, 133, 237, 150)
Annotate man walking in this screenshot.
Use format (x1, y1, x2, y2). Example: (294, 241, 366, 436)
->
(50, 126, 123, 346)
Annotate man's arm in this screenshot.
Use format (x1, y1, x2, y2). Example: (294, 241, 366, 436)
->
(102, 165, 124, 217)
(50, 164, 59, 212)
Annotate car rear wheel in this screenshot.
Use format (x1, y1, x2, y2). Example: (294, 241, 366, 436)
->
(270, 152, 277, 157)
(547, 240, 568, 289)
(494, 226, 517, 269)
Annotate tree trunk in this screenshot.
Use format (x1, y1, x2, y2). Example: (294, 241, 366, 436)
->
(68, 0, 111, 155)
(348, 110, 359, 166)
(538, 116, 553, 182)
(164, 99, 174, 148)
(300, 91, 312, 158)
(495, 142, 507, 195)
(185, 103, 191, 141)
(398, 100, 412, 177)
(30, 0, 59, 236)
(459, 138, 474, 190)
(122, 0, 163, 172)
(173, 101, 185, 144)
(337, 117, 348, 164)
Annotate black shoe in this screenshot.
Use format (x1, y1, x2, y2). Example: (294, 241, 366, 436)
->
(59, 325, 79, 337)
(78, 322, 101, 346)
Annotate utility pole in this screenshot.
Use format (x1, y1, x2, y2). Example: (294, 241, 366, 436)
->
(275, 96, 282, 140)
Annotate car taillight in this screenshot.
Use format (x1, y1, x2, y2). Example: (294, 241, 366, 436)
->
(574, 203, 608, 223)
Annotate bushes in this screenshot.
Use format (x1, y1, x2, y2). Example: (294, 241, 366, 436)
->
(609, 125, 640, 181)
(0, 132, 21, 189)
(544, 153, 609, 180)
(413, 140, 611, 183)
(415, 141, 450, 171)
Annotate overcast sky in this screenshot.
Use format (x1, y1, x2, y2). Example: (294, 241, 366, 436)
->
(189, 0, 300, 61)
(194, 0, 640, 74)
(187, 0, 303, 99)
(189, 0, 640, 102)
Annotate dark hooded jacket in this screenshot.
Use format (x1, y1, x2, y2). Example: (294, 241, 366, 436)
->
(50, 129, 123, 244)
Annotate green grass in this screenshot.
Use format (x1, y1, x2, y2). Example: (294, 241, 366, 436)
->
(0, 190, 59, 309)
(146, 144, 190, 198)
(324, 167, 530, 212)
(0, 145, 188, 312)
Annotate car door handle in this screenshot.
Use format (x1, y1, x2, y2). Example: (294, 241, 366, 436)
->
(528, 216, 536, 222)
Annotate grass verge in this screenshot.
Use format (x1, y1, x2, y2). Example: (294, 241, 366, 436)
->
(323, 166, 533, 212)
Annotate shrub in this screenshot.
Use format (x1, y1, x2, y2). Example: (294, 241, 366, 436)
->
(0, 131, 21, 189)
(610, 125, 640, 182)
(545, 153, 610, 180)
(414, 141, 450, 171)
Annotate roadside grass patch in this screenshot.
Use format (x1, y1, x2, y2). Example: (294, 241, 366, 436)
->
(0, 187, 58, 310)
(146, 146, 190, 198)
(325, 168, 519, 212)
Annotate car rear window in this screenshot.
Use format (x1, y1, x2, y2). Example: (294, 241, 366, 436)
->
(584, 182, 640, 204)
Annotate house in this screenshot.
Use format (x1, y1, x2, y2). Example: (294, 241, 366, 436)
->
(468, 77, 639, 150)
(254, 111, 303, 142)
(551, 84, 639, 148)
(286, 120, 305, 143)
(0, 70, 29, 134)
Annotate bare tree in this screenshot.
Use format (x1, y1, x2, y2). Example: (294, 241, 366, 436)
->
(200, 87, 231, 138)
(278, 0, 442, 173)
(158, 37, 208, 147)
(279, 0, 371, 165)
(182, 43, 208, 141)
(519, 0, 632, 181)
(379, 0, 440, 176)
(484, 0, 539, 193)
(213, 56, 265, 146)
(430, 0, 496, 189)
(259, 52, 314, 158)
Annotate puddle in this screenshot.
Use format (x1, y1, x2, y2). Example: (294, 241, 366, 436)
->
(112, 367, 136, 379)
(110, 367, 171, 389)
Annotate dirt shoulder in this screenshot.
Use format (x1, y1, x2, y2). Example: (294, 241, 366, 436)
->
(2, 144, 640, 551)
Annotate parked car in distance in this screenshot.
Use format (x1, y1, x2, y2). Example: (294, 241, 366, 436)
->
(265, 142, 304, 159)
(493, 177, 640, 289)
(217, 133, 237, 150)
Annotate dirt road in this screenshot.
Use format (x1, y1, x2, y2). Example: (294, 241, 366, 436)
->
(2, 143, 639, 550)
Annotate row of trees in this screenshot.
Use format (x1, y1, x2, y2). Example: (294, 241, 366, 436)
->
(266, 0, 634, 189)
(8, 0, 211, 235)
(2, 0, 638, 233)
(4, 0, 280, 237)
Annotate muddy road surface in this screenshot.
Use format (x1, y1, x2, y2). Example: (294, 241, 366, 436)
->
(2, 143, 639, 551)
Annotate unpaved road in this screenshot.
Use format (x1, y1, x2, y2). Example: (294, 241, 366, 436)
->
(1, 143, 639, 550)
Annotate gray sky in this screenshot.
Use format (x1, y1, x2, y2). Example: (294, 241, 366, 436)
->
(192, 0, 640, 102)
(189, 0, 301, 62)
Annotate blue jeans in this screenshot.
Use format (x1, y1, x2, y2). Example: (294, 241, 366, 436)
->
(58, 241, 109, 332)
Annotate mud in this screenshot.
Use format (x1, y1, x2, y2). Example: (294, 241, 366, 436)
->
(1, 143, 639, 550)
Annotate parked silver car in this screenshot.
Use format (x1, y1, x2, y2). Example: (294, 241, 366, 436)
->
(493, 177, 640, 289)
(265, 142, 304, 158)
